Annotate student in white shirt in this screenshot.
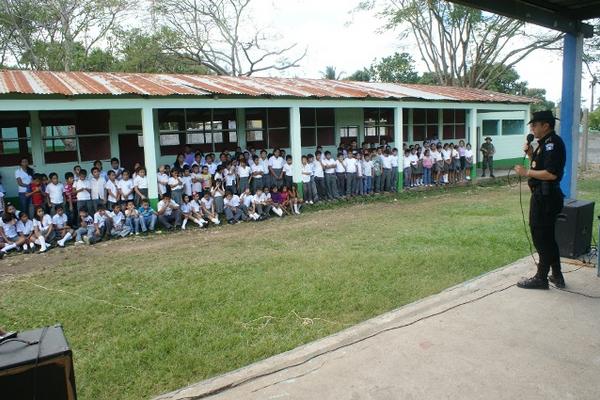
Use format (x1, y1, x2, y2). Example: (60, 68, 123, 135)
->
(390, 148, 399, 192)
(335, 153, 346, 197)
(74, 169, 92, 215)
(181, 166, 193, 198)
(124, 200, 144, 234)
(117, 170, 135, 204)
(157, 165, 169, 199)
(268, 149, 285, 188)
(464, 143, 474, 181)
(45, 172, 65, 215)
(108, 203, 132, 238)
(240, 187, 259, 221)
(157, 193, 181, 230)
(250, 155, 264, 194)
(283, 155, 293, 190)
(52, 205, 73, 247)
(110, 157, 124, 180)
(313, 151, 326, 200)
(322, 151, 338, 200)
(259, 150, 271, 189)
(105, 170, 119, 210)
(200, 191, 220, 225)
(381, 150, 393, 192)
(211, 179, 225, 214)
(89, 166, 107, 214)
(236, 159, 252, 194)
(191, 164, 203, 194)
(180, 194, 206, 229)
(301, 156, 315, 204)
(223, 191, 243, 224)
(362, 153, 374, 194)
(343, 152, 358, 197)
(133, 167, 149, 206)
(16, 212, 35, 253)
(15, 157, 33, 216)
(251, 188, 271, 219)
(32, 206, 54, 252)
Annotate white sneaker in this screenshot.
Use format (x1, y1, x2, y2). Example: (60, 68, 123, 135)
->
(75, 240, 84, 245)
(181, 225, 186, 230)
(57, 240, 65, 247)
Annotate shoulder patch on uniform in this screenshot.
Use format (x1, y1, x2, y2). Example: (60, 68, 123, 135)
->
(545, 143, 554, 151)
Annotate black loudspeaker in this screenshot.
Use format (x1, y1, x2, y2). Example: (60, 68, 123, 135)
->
(0, 325, 77, 400)
(555, 199, 595, 259)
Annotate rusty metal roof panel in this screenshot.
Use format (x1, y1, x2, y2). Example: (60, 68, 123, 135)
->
(0, 70, 534, 103)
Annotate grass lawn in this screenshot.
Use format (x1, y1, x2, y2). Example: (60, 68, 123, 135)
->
(1, 174, 599, 400)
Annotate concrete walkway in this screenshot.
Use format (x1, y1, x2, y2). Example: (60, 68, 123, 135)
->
(156, 257, 600, 400)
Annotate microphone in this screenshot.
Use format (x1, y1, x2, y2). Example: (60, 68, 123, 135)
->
(525, 134, 534, 153)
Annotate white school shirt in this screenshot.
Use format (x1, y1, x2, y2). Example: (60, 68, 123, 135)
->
(335, 160, 345, 173)
(381, 155, 392, 169)
(241, 194, 254, 208)
(343, 158, 358, 173)
(452, 148, 460, 160)
(74, 179, 91, 201)
(90, 176, 106, 201)
(323, 158, 336, 174)
(356, 160, 363, 177)
(283, 163, 293, 177)
(111, 167, 124, 180)
(52, 213, 68, 229)
(200, 197, 214, 210)
(118, 179, 134, 200)
(110, 211, 125, 229)
(45, 182, 65, 204)
(441, 149, 450, 160)
(362, 160, 373, 176)
(190, 200, 201, 213)
(251, 164, 263, 179)
(268, 156, 285, 169)
(207, 163, 217, 175)
(224, 170, 236, 186)
(133, 175, 148, 190)
(157, 199, 178, 216)
(93, 212, 107, 228)
(2, 220, 18, 238)
(17, 220, 34, 236)
(464, 149, 473, 160)
(191, 173, 203, 193)
(168, 176, 183, 191)
(15, 168, 32, 193)
(403, 155, 411, 169)
(157, 173, 169, 195)
(312, 160, 324, 178)
(301, 164, 312, 183)
(409, 154, 419, 167)
(390, 155, 399, 168)
(253, 193, 267, 204)
(224, 195, 241, 208)
(259, 158, 270, 174)
(237, 165, 251, 178)
(180, 202, 191, 214)
(105, 180, 119, 203)
(33, 214, 52, 234)
(181, 175, 193, 196)
(432, 150, 443, 162)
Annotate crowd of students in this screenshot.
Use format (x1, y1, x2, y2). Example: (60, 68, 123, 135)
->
(0, 139, 474, 258)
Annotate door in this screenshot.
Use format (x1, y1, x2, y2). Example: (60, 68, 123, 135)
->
(118, 133, 145, 172)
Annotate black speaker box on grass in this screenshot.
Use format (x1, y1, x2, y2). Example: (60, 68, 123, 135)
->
(0, 325, 77, 400)
(555, 199, 595, 259)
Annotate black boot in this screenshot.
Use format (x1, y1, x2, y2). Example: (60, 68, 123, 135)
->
(549, 265, 565, 288)
(517, 264, 549, 290)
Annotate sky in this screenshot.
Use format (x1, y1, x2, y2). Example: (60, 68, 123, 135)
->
(242, 0, 594, 107)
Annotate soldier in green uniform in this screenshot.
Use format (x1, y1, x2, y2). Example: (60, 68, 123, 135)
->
(480, 137, 495, 177)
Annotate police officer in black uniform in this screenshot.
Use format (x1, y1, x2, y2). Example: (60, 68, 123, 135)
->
(514, 110, 566, 290)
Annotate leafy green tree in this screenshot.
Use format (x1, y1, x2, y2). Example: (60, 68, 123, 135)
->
(346, 68, 371, 82)
(525, 88, 555, 113)
(369, 52, 419, 83)
(587, 107, 600, 130)
(321, 65, 343, 80)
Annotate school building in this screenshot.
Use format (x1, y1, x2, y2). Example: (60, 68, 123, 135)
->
(0, 70, 534, 205)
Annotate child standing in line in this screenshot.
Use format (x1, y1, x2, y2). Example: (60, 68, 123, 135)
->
(105, 170, 119, 211)
(200, 166, 212, 192)
(45, 173, 64, 215)
(237, 159, 251, 194)
(224, 163, 237, 195)
(335, 153, 346, 197)
(74, 169, 92, 216)
(191, 164, 203, 195)
(168, 169, 184, 205)
(200, 191, 220, 225)
(16, 212, 35, 253)
(32, 206, 53, 252)
(63, 172, 77, 227)
(211, 179, 225, 214)
(52, 205, 73, 247)
(301, 156, 314, 204)
(390, 148, 399, 192)
(117, 170, 134, 205)
(464, 143, 473, 181)
(422, 149, 433, 187)
(157, 165, 169, 199)
(109, 203, 132, 238)
(250, 155, 263, 194)
(110, 157, 124, 180)
(125, 200, 143, 234)
(89, 167, 106, 214)
(138, 199, 158, 233)
(403, 149, 412, 189)
(181, 166, 193, 198)
(75, 209, 95, 245)
(133, 167, 149, 206)
(26, 174, 45, 213)
(283, 155, 293, 190)
(362, 153, 373, 195)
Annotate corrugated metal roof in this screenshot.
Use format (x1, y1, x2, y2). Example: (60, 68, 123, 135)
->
(0, 70, 534, 103)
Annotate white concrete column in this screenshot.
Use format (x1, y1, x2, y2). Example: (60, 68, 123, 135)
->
(29, 111, 43, 167)
(394, 106, 404, 189)
(289, 106, 302, 184)
(469, 108, 478, 181)
(141, 106, 159, 203)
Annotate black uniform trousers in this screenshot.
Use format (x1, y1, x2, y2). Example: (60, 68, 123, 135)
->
(529, 187, 563, 277)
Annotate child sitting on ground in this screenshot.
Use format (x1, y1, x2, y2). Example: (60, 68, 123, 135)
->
(125, 200, 143, 234)
(93, 205, 112, 241)
(200, 191, 220, 225)
(16, 212, 35, 253)
(52, 205, 73, 247)
(109, 203, 132, 238)
(75, 209, 95, 245)
(138, 199, 158, 233)
(223, 191, 243, 224)
(32, 206, 53, 253)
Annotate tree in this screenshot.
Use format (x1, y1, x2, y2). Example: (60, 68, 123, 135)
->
(359, 0, 562, 89)
(346, 68, 372, 81)
(474, 64, 528, 95)
(153, 0, 306, 76)
(369, 52, 419, 83)
(0, 0, 133, 71)
(321, 65, 344, 80)
(524, 88, 555, 113)
(589, 107, 600, 130)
